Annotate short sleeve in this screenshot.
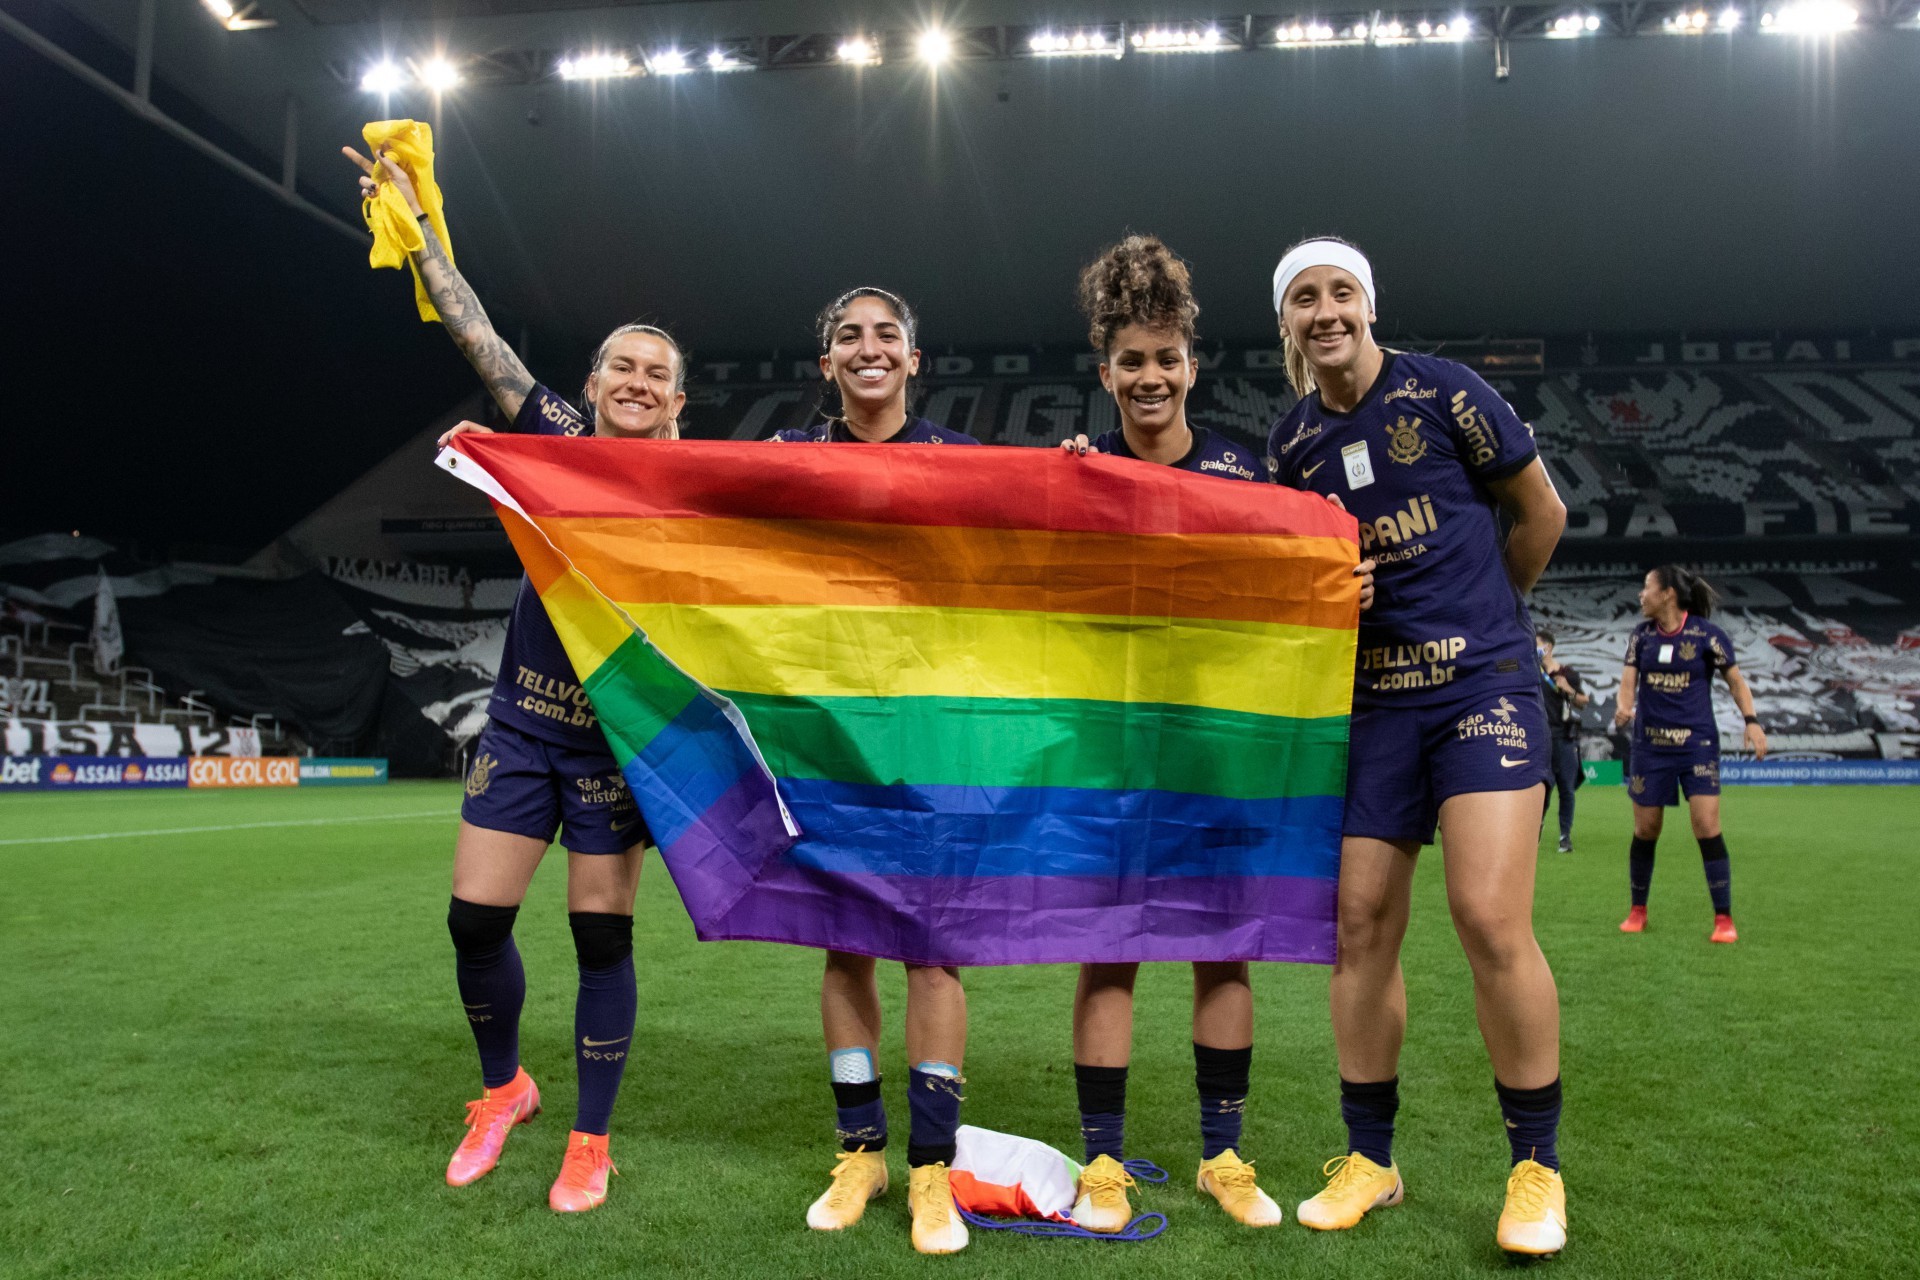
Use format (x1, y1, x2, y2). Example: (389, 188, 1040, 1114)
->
(1622, 629, 1641, 666)
(1443, 365, 1537, 480)
(514, 383, 591, 438)
(1708, 627, 1736, 671)
(1265, 415, 1302, 488)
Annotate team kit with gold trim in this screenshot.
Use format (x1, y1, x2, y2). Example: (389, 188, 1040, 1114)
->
(351, 122, 1765, 1262)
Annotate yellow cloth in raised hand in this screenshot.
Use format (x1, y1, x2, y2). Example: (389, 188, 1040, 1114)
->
(360, 119, 453, 323)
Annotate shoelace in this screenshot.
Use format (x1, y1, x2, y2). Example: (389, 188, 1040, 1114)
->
(824, 1149, 879, 1208)
(558, 1144, 618, 1189)
(1080, 1161, 1137, 1203)
(1506, 1162, 1553, 1216)
(1207, 1157, 1260, 1194)
(1317, 1154, 1373, 1198)
(913, 1168, 954, 1226)
(460, 1093, 522, 1143)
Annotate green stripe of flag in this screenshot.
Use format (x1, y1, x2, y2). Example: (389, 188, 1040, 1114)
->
(726, 693, 1348, 800)
(580, 632, 704, 766)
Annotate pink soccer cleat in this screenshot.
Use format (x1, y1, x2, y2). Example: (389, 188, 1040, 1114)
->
(446, 1068, 541, 1187)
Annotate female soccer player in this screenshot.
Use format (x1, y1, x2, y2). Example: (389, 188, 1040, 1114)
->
(1265, 238, 1573, 1255)
(777, 287, 980, 1256)
(1613, 566, 1767, 941)
(343, 143, 685, 1213)
(1055, 235, 1349, 1234)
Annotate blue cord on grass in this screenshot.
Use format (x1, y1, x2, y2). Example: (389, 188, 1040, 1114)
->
(951, 1159, 1171, 1243)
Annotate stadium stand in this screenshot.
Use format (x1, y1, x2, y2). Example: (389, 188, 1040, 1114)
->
(7, 339, 1915, 771)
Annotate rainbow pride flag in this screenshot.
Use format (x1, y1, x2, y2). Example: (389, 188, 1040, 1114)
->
(440, 436, 1359, 967)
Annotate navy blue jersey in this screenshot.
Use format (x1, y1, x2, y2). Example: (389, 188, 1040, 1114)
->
(1092, 424, 1266, 483)
(771, 416, 980, 445)
(1266, 352, 1541, 708)
(1624, 616, 1736, 754)
(486, 384, 605, 749)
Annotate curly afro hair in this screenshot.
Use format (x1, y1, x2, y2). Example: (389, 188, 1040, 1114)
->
(1076, 235, 1199, 355)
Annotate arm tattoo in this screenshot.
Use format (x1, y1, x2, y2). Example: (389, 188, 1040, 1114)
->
(414, 228, 535, 420)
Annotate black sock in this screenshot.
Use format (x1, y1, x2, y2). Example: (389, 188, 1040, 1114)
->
(1075, 1063, 1128, 1162)
(1698, 834, 1732, 915)
(1629, 837, 1657, 907)
(569, 912, 636, 1136)
(447, 897, 524, 1089)
(1195, 1043, 1251, 1159)
(1339, 1076, 1398, 1167)
(1495, 1077, 1562, 1171)
(906, 1068, 963, 1167)
(831, 1080, 887, 1152)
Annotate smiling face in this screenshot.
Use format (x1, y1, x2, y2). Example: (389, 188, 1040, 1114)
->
(1100, 324, 1195, 439)
(819, 294, 920, 417)
(585, 331, 685, 438)
(1280, 265, 1376, 382)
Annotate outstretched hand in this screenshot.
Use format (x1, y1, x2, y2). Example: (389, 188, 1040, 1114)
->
(342, 145, 426, 218)
(1059, 434, 1093, 456)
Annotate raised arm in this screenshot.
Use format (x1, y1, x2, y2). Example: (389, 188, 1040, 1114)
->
(1486, 459, 1566, 593)
(343, 145, 534, 419)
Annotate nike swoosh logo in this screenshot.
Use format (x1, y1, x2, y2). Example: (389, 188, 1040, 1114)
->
(611, 817, 641, 833)
(1302, 461, 1326, 479)
(1501, 756, 1530, 768)
(582, 1036, 630, 1048)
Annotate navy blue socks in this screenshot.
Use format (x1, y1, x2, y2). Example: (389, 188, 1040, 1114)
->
(569, 912, 636, 1136)
(1495, 1077, 1563, 1170)
(1699, 834, 1733, 914)
(1340, 1076, 1399, 1167)
(447, 897, 525, 1089)
(1195, 1043, 1251, 1159)
(1075, 1063, 1128, 1162)
(906, 1066, 963, 1168)
(1629, 837, 1657, 907)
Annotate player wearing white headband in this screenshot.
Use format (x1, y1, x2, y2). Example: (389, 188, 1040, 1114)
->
(1264, 238, 1574, 1256)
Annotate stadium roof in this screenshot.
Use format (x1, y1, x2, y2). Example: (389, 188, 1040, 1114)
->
(21, 0, 1920, 353)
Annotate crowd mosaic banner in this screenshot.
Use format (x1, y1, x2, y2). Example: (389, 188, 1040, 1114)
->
(441, 435, 1360, 967)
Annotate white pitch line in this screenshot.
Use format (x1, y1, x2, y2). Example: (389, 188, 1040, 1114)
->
(0, 810, 457, 847)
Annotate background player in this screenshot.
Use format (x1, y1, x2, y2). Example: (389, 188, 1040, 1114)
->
(777, 287, 979, 1256)
(1055, 235, 1337, 1234)
(1537, 629, 1591, 852)
(343, 143, 685, 1213)
(1613, 566, 1767, 941)
(1265, 238, 1572, 1256)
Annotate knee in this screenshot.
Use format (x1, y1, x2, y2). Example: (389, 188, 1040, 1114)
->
(906, 964, 963, 993)
(1633, 811, 1664, 841)
(1192, 961, 1250, 994)
(1449, 897, 1535, 970)
(569, 911, 634, 972)
(824, 950, 877, 981)
(1690, 814, 1721, 840)
(1336, 889, 1401, 957)
(1080, 962, 1138, 997)
(448, 895, 519, 963)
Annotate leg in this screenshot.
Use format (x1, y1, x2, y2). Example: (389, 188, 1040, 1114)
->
(1438, 786, 1561, 1091)
(904, 964, 967, 1164)
(1553, 739, 1580, 846)
(563, 844, 644, 1135)
(1073, 964, 1137, 1163)
(1192, 961, 1253, 1157)
(1623, 801, 1663, 929)
(1330, 838, 1418, 1084)
(1688, 788, 1737, 935)
(821, 949, 887, 1148)
(449, 821, 549, 1087)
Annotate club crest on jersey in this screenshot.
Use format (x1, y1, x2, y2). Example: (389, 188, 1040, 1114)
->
(466, 751, 499, 798)
(1385, 415, 1428, 466)
(1679, 642, 1698, 661)
(1630, 774, 1646, 795)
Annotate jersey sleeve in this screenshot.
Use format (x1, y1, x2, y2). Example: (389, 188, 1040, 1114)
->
(1707, 626, 1736, 671)
(1264, 415, 1301, 488)
(1622, 627, 1642, 666)
(513, 383, 592, 438)
(1443, 365, 1537, 481)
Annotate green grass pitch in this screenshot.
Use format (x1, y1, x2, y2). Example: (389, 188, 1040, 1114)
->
(3, 782, 1915, 1278)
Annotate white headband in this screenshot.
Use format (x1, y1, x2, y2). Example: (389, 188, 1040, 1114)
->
(1272, 240, 1376, 315)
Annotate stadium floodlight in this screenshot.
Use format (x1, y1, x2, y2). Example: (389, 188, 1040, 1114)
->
(418, 57, 461, 92)
(647, 49, 690, 75)
(916, 29, 953, 64)
(1031, 28, 1115, 56)
(559, 52, 634, 80)
(202, 0, 275, 30)
(1548, 12, 1602, 35)
(1132, 24, 1230, 51)
(203, 0, 234, 18)
(1762, 0, 1858, 30)
(360, 60, 406, 94)
(708, 49, 744, 70)
(1717, 6, 1744, 26)
(837, 36, 880, 64)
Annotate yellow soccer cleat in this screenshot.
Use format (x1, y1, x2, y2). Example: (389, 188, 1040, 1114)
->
(1496, 1159, 1567, 1256)
(907, 1163, 970, 1255)
(806, 1147, 889, 1231)
(548, 1131, 618, 1213)
(1296, 1152, 1404, 1231)
(1197, 1149, 1284, 1226)
(1071, 1154, 1136, 1233)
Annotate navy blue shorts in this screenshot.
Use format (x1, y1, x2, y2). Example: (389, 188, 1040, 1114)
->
(1627, 750, 1721, 808)
(460, 719, 649, 855)
(1344, 685, 1552, 845)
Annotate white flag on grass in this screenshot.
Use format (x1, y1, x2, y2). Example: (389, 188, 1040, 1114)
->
(92, 566, 123, 675)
